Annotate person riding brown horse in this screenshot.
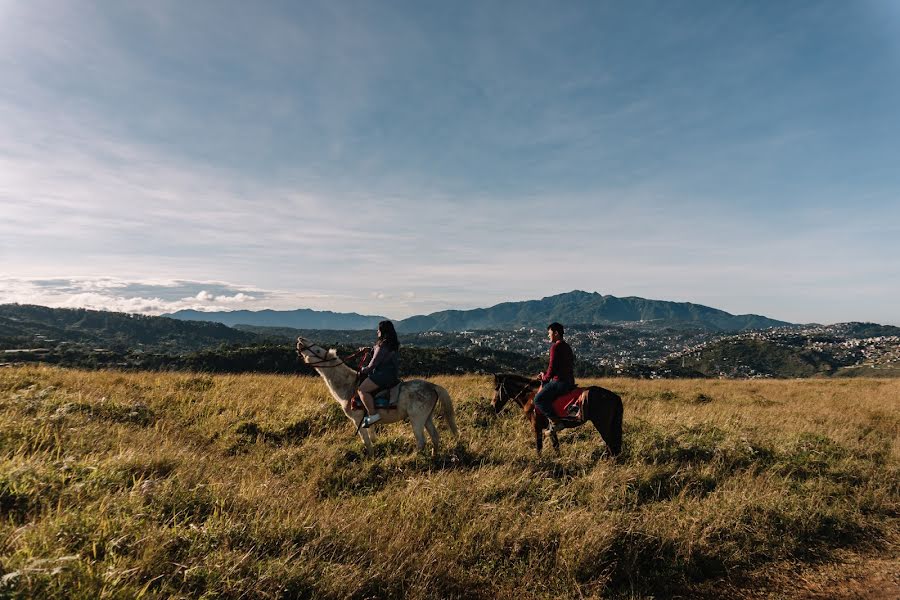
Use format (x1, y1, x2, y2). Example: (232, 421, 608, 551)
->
(533, 322, 575, 432)
(492, 372, 623, 457)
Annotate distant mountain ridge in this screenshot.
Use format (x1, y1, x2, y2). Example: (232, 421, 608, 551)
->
(396, 291, 790, 332)
(165, 290, 792, 333)
(165, 308, 386, 330)
(164, 291, 791, 332)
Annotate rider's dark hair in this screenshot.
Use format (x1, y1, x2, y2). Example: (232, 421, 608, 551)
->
(547, 322, 564, 336)
(377, 320, 400, 352)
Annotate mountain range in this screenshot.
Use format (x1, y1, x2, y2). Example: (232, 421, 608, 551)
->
(166, 290, 792, 332)
(2, 303, 896, 379)
(166, 308, 384, 330)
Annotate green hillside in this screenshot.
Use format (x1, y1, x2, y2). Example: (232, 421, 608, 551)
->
(665, 338, 839, 378)
(0, 304, 259, 353)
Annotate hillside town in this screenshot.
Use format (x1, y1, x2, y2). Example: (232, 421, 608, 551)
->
(408, 323, 716, 363)
(658, 324, 900, 378)
(406, 323, 900, 378)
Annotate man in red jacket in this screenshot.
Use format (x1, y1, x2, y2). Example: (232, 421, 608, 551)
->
(533, 322, 576, 430)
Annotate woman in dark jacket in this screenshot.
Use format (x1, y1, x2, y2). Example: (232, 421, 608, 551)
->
(358, 320, 400, 427)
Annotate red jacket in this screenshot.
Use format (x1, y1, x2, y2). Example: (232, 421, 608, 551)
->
(541, 340, 575, 385)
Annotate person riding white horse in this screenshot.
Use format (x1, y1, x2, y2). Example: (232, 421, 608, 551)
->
(356, 320, 401, 428)
(296, 337, 458, 455)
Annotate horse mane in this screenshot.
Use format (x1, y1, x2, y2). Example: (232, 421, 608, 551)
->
(495, 372, 539, 388)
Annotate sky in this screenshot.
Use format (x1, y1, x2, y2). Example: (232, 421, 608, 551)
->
(1, 0, 898, 325)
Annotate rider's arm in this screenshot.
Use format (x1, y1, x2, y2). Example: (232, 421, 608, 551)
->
(360, 344, 388, 375)
(540, 342, 559, 383)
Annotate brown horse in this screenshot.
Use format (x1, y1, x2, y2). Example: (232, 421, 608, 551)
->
(491, 373, 623, 457)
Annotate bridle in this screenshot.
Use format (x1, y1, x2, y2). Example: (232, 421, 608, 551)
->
(296, 339, 369, 370)
(496, 377, 539, 409)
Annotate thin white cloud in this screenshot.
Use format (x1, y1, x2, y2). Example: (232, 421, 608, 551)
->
(218, 293, 254, 304)
(0, 277, 271, 315)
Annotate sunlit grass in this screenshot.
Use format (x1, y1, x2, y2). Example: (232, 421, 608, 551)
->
(0, 366, 897, 598)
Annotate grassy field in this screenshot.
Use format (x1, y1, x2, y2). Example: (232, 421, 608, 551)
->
(1, 366, 898, 599)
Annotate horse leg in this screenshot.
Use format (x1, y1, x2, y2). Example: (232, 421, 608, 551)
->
(587, 398, 612, 457)
(550, 430, 561, 454)
(358, 427, 374, 455)
(608, 398, 624, 457)
(425, 417, 441, 456)
(533, 419, 544, 456)
(411, 416, 427, 452)
(591, 416, 611, 458)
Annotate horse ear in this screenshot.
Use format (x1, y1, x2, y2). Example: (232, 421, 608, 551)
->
(327, 349, 338, 359)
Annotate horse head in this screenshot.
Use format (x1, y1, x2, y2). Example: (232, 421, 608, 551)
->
(295, 337, 341, 367)
(491, 373, 508, 414)
(492, 373, 539, 414)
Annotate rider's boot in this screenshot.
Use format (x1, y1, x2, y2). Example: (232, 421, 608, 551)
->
(362, 413, 381, 428)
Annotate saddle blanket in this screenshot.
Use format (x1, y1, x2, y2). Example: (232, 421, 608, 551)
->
(350, 382, 403, 411)
(549, 387, 586, 421)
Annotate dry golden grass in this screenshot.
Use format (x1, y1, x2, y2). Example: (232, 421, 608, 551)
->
(0, 366, 897, 599)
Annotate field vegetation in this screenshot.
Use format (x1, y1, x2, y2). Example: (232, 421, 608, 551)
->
(1, 366, 897, 598)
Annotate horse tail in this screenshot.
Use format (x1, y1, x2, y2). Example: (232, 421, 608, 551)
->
(434, 384, 459, 438)
(588, 387, 624, 457)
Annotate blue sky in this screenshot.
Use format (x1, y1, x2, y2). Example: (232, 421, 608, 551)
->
(1, 1, 898, 324)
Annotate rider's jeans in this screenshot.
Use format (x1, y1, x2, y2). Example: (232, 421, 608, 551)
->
(534, 379, 574, 419)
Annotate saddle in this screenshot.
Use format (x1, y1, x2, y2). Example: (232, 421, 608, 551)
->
(548, 387, 588, 422)
(350, 380, 403, 411)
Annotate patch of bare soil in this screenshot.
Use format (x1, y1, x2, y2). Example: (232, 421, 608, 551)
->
(785, 554, 900, 600)
(685, 538, 899, 599)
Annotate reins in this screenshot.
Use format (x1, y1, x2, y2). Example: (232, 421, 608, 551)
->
(297, 340, 369, 370)
(499, 377, 540, 408)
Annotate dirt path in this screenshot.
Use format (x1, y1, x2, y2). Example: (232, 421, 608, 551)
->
(786, 554, 900, 600)
(687, 542, 899, 599)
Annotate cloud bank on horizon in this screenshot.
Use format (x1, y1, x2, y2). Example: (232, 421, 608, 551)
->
(1, 1, 898, 325)
(0, 277, 267, 316)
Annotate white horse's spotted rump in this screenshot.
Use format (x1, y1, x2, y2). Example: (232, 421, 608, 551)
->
(296, 337, 459, 455)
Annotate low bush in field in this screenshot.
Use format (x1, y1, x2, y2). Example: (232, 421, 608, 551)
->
(0, 367, 897, 599)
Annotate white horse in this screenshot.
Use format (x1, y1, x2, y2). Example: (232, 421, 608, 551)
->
(296, 337, 459, 455)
